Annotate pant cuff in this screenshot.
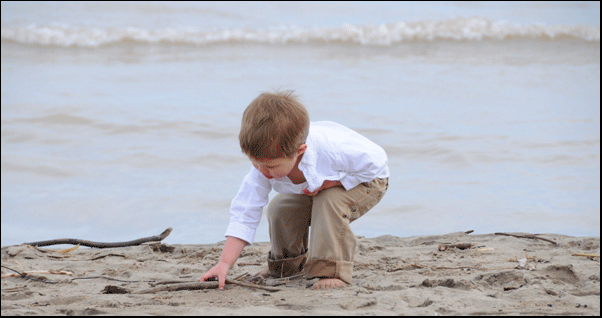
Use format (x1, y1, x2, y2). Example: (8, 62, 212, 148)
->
(267, 251, 307, 278)
(304, 259, 353, 284)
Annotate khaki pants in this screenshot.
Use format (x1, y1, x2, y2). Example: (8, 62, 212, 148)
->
(267, 178, 388, 284)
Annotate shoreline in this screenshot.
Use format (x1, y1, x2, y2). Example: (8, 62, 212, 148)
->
(2, 232, 599, 315)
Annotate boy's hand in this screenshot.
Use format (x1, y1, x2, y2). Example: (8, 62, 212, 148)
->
(200, 261, 230, 290)
(200, 236, 247, 290)
(303, 180, 342, 196)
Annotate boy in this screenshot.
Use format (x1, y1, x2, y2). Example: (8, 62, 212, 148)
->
(200, 90, 389, 289)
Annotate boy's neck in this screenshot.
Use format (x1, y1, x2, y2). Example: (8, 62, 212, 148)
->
(287, 152, 307, 184)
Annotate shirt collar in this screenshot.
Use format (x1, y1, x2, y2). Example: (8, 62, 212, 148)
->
(297, 128, 320, 190)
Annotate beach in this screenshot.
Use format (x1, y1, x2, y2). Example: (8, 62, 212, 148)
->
(2, 231, 599, 315)
(1, 3, 599, 314)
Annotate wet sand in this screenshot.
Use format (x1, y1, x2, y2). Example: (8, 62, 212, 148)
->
(1, 231, 599, 315)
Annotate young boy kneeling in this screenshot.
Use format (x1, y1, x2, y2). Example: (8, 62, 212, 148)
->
(200, 90, 389, 289)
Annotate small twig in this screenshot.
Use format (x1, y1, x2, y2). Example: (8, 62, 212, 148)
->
(90, 254, 126, 261)
(55, 245, 81, 254)
(23, 227, 172, 248)
(236, 262, 263, 266)
(265, 273, 305, 286)
(387, 264, 425, 272)
(506, 256, 537, 262)
(233, 272, 251, 281)
(1, 287, 26, 293)
(432, 265, 519, 271)
(226, 279, 282, 291)
(572, 253, 600, 258)
(1, 260, 22, 268)
(1, 265, 163, 285)
(433, 266, 480, 270)
(494, 232, 558, 245)
(0, 265, 60, 284)
(2, 270, 72, 279)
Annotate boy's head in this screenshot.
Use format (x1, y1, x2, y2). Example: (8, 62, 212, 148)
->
(239, 90, 309, 161)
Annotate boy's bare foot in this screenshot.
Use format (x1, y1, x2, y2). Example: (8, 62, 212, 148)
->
(256, 268, 269, 279)
(312, 278, 347, 289)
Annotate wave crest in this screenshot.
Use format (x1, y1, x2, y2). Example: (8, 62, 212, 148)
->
(1, 17, 599, 48)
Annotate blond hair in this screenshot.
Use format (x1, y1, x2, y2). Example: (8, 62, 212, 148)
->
(239, 90, 309, 159)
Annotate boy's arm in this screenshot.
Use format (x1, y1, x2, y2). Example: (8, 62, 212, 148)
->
(200, 167, 270, 289)
(199, 236, 247, 289)
(225, 167, 272, 244)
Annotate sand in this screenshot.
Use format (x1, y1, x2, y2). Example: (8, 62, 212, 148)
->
(1, 231, 599, 316)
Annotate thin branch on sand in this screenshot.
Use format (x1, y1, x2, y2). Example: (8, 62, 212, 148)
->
(1, 270, 73, 279)
(22, 228, 173, 248)
(494, 232, 558, 246)
(571, 253, 600, 258)
(135, 279, 281, 294)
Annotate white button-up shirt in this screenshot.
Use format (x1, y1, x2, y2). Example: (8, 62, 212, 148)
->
(225, 121, 389, 244)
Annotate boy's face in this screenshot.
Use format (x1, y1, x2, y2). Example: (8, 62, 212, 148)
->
(249, 144, 307, 179)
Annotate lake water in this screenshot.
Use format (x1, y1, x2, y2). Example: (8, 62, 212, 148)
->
(1, 1, 599, 247)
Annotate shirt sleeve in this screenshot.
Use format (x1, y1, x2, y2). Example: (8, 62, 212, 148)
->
(224, 167, 272, 244)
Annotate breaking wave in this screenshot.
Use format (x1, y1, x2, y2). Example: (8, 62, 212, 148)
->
(2, 17, 599, 48)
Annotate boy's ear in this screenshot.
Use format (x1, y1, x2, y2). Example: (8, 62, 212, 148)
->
(297, 143, 307, 156)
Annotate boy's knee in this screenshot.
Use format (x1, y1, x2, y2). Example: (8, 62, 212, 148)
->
(267, 193, 311, 226)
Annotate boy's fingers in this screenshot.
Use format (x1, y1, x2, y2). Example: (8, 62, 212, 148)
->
(303, 188, 316, 196)
(199, 273, 212, 282)
(219, 275, 226, 290)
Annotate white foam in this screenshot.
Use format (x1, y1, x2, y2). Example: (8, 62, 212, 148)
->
(2, 17, 599, 48)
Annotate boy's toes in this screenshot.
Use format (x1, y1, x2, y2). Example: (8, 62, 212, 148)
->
(256, 268, 270, 279)
(312, 278, 347, 289)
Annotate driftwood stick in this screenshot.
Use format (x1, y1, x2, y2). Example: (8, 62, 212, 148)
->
(23, 228, 172, 248)
(152, 279, 192, 285)
(135, 279, 281, 294)
(136, 281, 220, 294)
(494, 232, 558, 246)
